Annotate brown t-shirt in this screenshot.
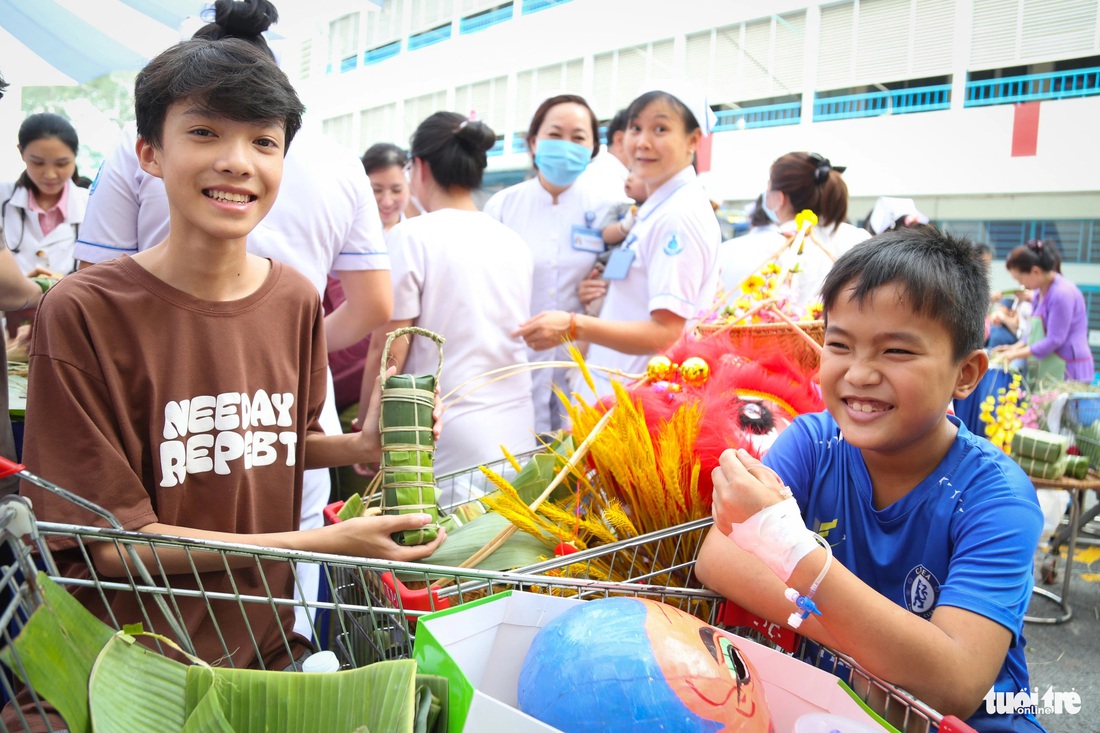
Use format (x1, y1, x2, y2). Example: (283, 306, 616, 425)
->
(18, 256, 327, 671)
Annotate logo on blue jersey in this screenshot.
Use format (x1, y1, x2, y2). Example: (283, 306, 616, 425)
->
(904, 565, 940, 618)
(662, 233, 684, 256)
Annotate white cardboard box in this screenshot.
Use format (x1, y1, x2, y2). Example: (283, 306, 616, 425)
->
(413, 590, 892, 733)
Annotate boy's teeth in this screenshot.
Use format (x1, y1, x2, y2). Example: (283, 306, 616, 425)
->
(850, 401, 886, 413)
(207, 190, 249, 203)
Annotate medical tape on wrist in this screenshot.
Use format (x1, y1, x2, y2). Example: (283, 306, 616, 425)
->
(727, 496, 819, 583)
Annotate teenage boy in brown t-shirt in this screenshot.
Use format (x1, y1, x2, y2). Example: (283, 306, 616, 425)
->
(16, 39, 445, 677)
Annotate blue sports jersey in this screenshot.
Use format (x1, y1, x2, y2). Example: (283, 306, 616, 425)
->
(764, 412, 1045, 733)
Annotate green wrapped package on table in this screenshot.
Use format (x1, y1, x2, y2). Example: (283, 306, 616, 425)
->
(1064, 454, 1090, 480)
(1010, 428, 1068, 463)
(380, 327, 445, 546)
(1013, 453, 1069, 481)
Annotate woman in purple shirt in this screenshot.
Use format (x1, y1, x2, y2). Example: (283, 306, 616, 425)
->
(998, 240, 1094, 384)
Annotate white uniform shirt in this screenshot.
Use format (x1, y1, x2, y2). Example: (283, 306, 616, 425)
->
(776, 219, 870, 310)
(388, 209, 536, 482)
(585, 166, 721, 399)
(0, 179, 88, 274)
(75, 125, 388, 293)
(716, 224, 785, 302)
(483, 175, 617, 432)
(576, 149, 630, 204)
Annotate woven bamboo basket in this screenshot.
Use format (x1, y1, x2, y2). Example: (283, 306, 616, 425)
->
(695, 319, 825, 374)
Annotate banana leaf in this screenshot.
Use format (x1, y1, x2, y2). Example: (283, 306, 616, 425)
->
(2, 573, 438, 733)
(416, 512, 552, 574)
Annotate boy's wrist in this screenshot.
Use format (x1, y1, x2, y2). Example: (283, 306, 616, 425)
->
(727, 497, 819, 582)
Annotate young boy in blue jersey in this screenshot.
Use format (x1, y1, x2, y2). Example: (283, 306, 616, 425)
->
(697, 226, 1045, 733)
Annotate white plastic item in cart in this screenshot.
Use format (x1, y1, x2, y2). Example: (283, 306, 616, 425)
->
(793, 712, 885, 733)
(302, 650, 341, 673)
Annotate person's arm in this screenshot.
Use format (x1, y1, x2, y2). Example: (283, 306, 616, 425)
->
(700, 449, 1020, 719)
(323, 269, 393, 352)
(0, 248, 45, 310)
(513, 308, 684, 356)
(1022, 281, 1075, 361)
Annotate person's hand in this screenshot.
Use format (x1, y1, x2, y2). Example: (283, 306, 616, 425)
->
(577, 268, 608, 308)
(352, 366, 444, 470)
(25, 267, 62, 280)
(333, 513, 446, 561)
(990, 344, 1010, 354)
(512, 310, 571, 351)
(710, 448, 789, 535)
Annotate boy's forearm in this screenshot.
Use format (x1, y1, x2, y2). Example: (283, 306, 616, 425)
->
(699, 528, 1004, 719)
(303, 431, 378, 470)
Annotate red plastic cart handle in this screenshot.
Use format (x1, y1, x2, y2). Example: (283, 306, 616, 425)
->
(379, 571, 450, 615)
(937, 716, 977, 733)
(0, 456, 25, 480)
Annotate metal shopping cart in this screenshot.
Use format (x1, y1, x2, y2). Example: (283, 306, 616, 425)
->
(0, 456, 975, 733)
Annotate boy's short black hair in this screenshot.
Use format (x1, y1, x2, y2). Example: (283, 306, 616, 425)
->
(135, 38, 304, 153)
(821, 226, 988, 362)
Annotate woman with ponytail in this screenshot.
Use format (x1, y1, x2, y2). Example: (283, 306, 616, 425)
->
(998, 240, 1093, 384)
(760, 151, 869, 309)
(357, 113, 537, 495)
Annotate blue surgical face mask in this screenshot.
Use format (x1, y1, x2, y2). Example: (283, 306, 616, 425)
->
(534, 139, 592, 188)
(760, 190, 781, 224)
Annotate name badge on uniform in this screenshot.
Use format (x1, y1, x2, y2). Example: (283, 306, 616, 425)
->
(570, 225, 603, 253)
(602, 247, 635, 280)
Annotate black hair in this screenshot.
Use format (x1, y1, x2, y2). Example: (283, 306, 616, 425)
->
(0, 71, 8, 101)
(1006, 239, 1062, 275)
(973, 243, 993, 257)
(192, 0, 277, 58)
(625, 91, 701, 134)
(134, 38, 303, 153)
(605, 108, 629, 148)
(769, 152, 849, 232)
(821, 226, 988, 361)
(15, 113, 81, 193)
(361, 142, 408, 175)
(525, 94, 600, 161)
(410, 112, 495, 190)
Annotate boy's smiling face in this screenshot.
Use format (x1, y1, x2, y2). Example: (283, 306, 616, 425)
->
(138, 101, 284, 246)
(822, 281, 983, 465)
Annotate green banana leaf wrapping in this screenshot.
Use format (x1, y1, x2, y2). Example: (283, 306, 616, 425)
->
(380, 328, 445, 545)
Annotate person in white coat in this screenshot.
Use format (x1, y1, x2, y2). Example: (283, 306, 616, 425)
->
(357, 112, 536, 503)
(515, 89, 721, 400)
(483, 94, 618, 435)
(1, 112, 87, 277)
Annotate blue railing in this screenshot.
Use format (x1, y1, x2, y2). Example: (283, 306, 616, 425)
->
(965, 66, 1100, 107)
(339, 55, 357, 73)
(460, 4, 513, 34)
(522, 0, 570, 14)
(362, 41, 401, 66)
(813, 84, 951, 122)
(487, 137, 506, 157)
(712, 101, 801, 132)
(511, 135, 528, 154)
(408, 24, 452, 51)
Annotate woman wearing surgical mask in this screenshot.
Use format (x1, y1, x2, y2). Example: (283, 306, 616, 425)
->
(761, 151, 870, 310)
(515, 89, 721, 402)
(484, 94, 617, 435)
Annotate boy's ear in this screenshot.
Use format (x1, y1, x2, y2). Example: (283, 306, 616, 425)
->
(952, 348, 989, 400)
(136, 137, 164, 180)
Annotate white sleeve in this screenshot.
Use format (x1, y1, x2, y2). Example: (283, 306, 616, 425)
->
(332, 153, 389, 273)
(643, 208, 717, 319)
(75, 133, 143, 264)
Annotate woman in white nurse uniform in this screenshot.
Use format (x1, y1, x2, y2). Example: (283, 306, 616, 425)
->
(483, 94, 618, 434)
(514, 90, 721, 401)
(358, 112, 536, 499)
